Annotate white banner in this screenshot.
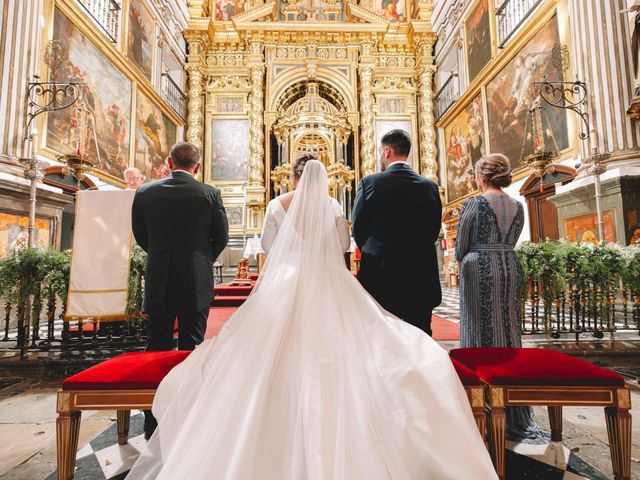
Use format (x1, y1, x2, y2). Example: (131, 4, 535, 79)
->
(66, 190, 136, 320)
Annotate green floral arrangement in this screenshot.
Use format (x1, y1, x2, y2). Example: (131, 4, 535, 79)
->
(516, 240, 567, 308)
(127, 245, 147, 323)
(615, 244, 640, 293)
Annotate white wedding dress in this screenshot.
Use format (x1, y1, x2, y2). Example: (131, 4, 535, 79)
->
(127, 160, 497, 480)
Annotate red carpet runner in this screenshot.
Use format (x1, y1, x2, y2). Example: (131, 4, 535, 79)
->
(204, 307, 460, 341)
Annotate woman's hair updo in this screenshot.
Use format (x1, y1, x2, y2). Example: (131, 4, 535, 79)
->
(475, 153, 513, 189)
(293, 154, 318, 179)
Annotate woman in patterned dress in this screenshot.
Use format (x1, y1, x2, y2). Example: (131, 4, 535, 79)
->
(455, 153, 549, 444)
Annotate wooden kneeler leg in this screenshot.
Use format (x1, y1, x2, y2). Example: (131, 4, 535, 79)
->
(605, 389, 632, 480)
(56, 392, 81, 480)
(548, 406, 563, 442)
(488, 387, 506, 480)
(117, 410, 131, 445)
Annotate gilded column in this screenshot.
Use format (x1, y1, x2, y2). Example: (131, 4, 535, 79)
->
(186, 65, 204, 152)
(248, 62, 265, 186)
(417, 64, 438, 182)
(358, 51, 376, 177)
(185, 33, 206, 153)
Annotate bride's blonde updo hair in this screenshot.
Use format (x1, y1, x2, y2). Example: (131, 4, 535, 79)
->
(293, 154, 318, 180)
(475, 153, 513, 188)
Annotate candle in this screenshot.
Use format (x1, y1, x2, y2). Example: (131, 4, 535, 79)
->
(31, 130, 39, 156)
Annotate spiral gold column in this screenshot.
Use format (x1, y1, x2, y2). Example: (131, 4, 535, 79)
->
(358, 62, 376, 177)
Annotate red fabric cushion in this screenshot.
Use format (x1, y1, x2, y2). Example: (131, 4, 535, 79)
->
(450, 357, 481, 386)
(62, 351, 190, 390)
(450, 348, 625, 387)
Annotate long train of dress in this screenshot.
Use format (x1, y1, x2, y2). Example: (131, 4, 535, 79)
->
(128, 161, 497, 479)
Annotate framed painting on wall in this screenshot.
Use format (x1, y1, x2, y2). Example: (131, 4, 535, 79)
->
(0, 213, 52, 257)
(464, 0, 493, 84)
(375, 119, 413, 172)
(563, 211, 616, 244)
(210, 119, 250, 182)
(216, 0, 248, 20)
(134, 91, 177, 181)
(127, 0, 155, 79)
(47, 8, 132, 181)
(374, 0, 405, 21)
(485, 15, 569, 170)
(443, 94, 486, 203)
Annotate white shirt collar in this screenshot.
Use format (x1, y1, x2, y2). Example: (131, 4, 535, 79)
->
(388, 160, 408, 168)
(172, 169, 195, 178)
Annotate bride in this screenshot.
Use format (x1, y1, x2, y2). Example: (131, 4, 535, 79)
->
(127, 159, 497, 479)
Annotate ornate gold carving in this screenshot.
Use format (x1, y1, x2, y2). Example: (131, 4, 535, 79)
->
(248, 62, 265, 186)
(617, 388, 631, 409)
(470, 387, 484, 408)
(491, 388, 505, 407)
(373, 77, 416, 91)
(57, 392, 71, 413)
(380, 98, 406, 114)
(186, 65, 204, 152)
(207, 76, 251, 90)
(417, 64, 438, 182)
(358, 63, 376, 177)
(217, 96, 244, 113)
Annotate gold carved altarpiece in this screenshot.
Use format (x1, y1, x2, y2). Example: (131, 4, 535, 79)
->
(185, 0, 438, 235)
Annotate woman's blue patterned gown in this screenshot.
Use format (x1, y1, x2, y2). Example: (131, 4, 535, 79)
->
(456, 193, 549, 444)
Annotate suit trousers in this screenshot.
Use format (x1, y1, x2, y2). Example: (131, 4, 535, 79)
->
(145, 309, 209, 351)
(143, 308, 208, 433)
(359, 254, 434, 336)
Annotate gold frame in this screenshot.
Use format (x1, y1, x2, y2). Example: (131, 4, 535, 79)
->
(437, 1, 579, 206)
(123, 0, 158, 83)
(441, 92, 486, 205)
(462, 0, 495, 86)
(38, 0, 185, 188)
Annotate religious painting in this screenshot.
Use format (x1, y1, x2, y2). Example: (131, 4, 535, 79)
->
(375, 120, 413, 172)
(226, 206, 244, 226)
(216, 0, 248, 20)
(465, 0, 492, 83)
(47, 9, 132, 181)
(276, 0, 345, 21)
(443, 94, 485, 203)
(134, 92, 177, 181)
(486, 16, 569, 169)
(563, 211, 616, 244)
(127, 0, 154, 79)
(626, 208, 640, 245)
(210, 119, 250, 181)
(375, 0, 405, 21)
(0, 213, 52, 257)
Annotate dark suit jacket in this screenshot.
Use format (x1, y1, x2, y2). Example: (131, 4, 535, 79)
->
(132, 171, 229, 315)
(352, 162, 442, 312)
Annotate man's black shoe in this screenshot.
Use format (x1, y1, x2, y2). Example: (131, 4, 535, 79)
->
(143, 412, 157, 440)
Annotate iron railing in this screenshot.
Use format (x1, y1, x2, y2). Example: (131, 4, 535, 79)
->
(161, 73, 187, 120)
(74, 0, 121, 44)
(435, 74, 459, 120)
(495, 0, 543, 48)
(520, 282, 639, 339)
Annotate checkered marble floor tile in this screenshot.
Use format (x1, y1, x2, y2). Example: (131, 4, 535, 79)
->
(46, 412, 607, 480)
(432, 285, 463, 323)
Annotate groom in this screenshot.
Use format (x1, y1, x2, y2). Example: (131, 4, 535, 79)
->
(132, 142, 229, 438)
(352, 129, 442, 335)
